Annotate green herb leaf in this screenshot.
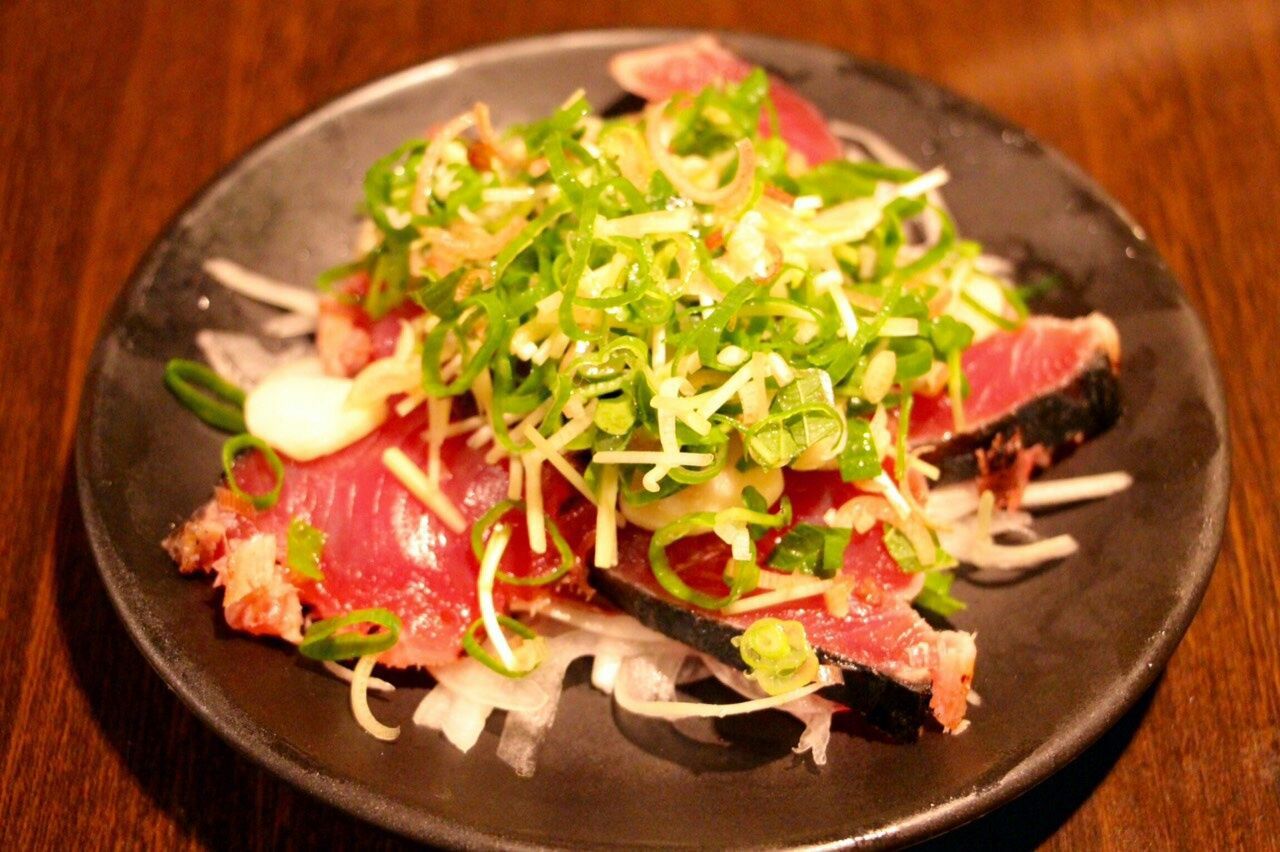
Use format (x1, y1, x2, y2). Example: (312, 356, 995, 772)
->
(913, 570, 967, 618)
(767, 523, 852, 579)
(839, 418, 881, 482)
(883, 527, 958, 574)
(745, 403, 843, 469)
(286, 518, 326, 581)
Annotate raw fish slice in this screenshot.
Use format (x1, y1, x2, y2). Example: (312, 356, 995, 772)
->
(609, 35, 844, 165)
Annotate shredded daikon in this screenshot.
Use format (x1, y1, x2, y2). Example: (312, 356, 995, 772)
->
(615, 656, 824, 719)
(203, 258, 320, 316)
(323, 660, 394, 693)
(350, 654, 399, 742)
(382, 447, 466, 533)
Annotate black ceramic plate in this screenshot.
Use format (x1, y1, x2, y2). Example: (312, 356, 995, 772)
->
(77, 29, 1229, 849)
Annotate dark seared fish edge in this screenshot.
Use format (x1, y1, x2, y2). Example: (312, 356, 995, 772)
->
(590, 355, 1122, 740)
(590, 567, 932, 741)
(924, 353, 1122, 482)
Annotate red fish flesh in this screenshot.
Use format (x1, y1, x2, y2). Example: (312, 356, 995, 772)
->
(167, 408, 576, 668)
(909, 313, 1121, 480)
(609, 35, 844, 165)
(590, 473, 976, 737)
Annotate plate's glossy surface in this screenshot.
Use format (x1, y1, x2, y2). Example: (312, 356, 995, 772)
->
(76, 29, 1228, 849)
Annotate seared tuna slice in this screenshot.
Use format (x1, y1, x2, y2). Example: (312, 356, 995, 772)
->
(609, 35, 843, 165)
(172, 408, 572, 668)
(591, 522, 974, 740)
(909, 313, 1121, 481)
(591, 469, 975, 739)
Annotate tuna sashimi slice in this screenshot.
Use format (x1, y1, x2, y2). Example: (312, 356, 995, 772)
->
(172, 408, 578, 668)
(909, 313, 1122, 480)
(589, 473, 975, 738)
(609, 35, 843, 165)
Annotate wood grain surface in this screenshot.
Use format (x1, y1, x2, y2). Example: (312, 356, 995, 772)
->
(2, 1, 1277, 848)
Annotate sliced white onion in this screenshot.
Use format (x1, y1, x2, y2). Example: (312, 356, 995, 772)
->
(614, 655, 824, 720)
(322, 660, 394, 693)
(926, 471, 1133, 524)
(428, 656, 549, 714)
(413, 684, 495, 754)
(497, 629, 603, 778)
(1020, 472, 1134, 508)
(700, 657, 838, 765)
(591, 649, 624, 694)
(350, 654, 399, 742)
(194, 330, 312, 391)
(961, 534, 1080, 570)
(412, 683, 456, 729)
(439, 693, 494, 753)
(203, 258, 320, 316)
(537, 600, 668, 643)
(260, 311, 318, 339)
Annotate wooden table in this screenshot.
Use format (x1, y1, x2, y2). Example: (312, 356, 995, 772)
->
(3, 1, 1277, 848)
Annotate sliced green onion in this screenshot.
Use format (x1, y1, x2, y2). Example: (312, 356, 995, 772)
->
(461, 615, 546, 678)
(470, 499, 573, 587)
(421, 291, 507, 396)
(543, 133, 586, 204)
(299, 608, 402, 661)
(557, 187, 606, 342)
(895, 389, 914, 491)
(285, 517, 325, 581)
(164, 359, 246, 432)
(732, 617, 820, 696)
(961, 290, 1021, 331)
(492, 198, 571, 284)
(839, 418, 881, 482)
(221, 433, 284, 510)
(649, 513, 754, 610)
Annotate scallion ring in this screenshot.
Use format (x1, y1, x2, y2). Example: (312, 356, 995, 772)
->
(470, 499, 574, 587)
(461, 615, 546, 678)
(648, 512, 758, 610)
(164, 359, 246, 433)
(220, 433, 285, 510)
(299, 608, 402, 661)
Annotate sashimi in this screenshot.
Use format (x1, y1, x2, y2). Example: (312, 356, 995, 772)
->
(159, 41, 1133, 758)
(169, 408, 576, 668)
(609, 35, 843, 165)
(590, 514, 974, 737)
(909, 313, 1121, 479)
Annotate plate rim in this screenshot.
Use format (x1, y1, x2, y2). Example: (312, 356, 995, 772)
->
(75, 26, 1231, 849)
